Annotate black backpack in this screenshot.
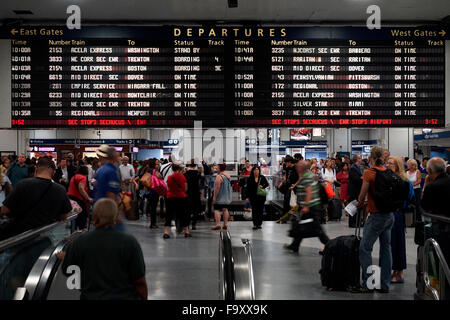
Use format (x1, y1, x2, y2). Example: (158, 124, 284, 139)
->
(372, 168, 409, 212)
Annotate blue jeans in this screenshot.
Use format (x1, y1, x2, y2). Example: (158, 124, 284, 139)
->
(359, 212, 394, 290)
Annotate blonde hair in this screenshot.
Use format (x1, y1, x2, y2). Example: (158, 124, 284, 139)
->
(93, 198, 118, 227)
(389, 156, 408, 181)
(407, 159, 418, 170)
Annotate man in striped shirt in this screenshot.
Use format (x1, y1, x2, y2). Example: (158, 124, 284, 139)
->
(285, 160, 329, 253)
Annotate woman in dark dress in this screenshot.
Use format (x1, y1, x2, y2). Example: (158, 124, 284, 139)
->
(246, 166, 269, 230)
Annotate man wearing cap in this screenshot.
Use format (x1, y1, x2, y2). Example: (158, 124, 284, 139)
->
(94, 145, 121, 202)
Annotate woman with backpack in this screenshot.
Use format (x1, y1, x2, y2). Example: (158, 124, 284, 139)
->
(211, 163, 232, 230)
(246, 166, 269, 230)
(387, 156, 414, 284)
(322, 159, 337, 189)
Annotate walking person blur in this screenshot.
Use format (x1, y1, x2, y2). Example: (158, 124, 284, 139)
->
(94, 145, 124, 231)
(211, 163, 232, 230)
(285, 160, 329, 253)
(163, 161, 191, 238)
(387, 156, 414, 284)
(67, 165, 93, 230)
(246, 166, 269, 230)
(184, 160, 202, 230)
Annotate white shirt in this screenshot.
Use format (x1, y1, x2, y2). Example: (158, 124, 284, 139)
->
(407, 170, 420, 189)
(322, 168, 336, 184)
(0, 173, 11, 206)
(160, 163, 173, 183)
(119, 163, 135, 181)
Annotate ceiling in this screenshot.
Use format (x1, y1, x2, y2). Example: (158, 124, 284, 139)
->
(0, 0, 449, 24)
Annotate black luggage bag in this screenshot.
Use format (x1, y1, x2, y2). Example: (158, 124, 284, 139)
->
(319, 208, 363, 291)
(327, 198, 343, 221)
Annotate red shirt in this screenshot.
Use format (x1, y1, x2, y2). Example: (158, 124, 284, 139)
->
(167, 172, 187, 198)
(67, 174, 88, 201)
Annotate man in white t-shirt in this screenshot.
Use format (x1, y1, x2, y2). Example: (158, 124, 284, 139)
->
(119, 156, 135, 192)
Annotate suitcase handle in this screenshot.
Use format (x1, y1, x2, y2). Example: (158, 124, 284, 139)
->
(354, 207, 364, 239)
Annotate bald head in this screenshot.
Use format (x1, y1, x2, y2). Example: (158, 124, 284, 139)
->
(427, 157, 446, 178)
(296, 160, 311, 174)
(92, 198, 118, 228)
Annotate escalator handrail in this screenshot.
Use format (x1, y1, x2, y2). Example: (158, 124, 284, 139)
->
(241, 239, 255, 300)
(220, 231, 235, 300)
(422, 212, 450, 225)
(423, 237, 450, 300)
(0, 213, 78, 252)
(31, 230, 84, 300)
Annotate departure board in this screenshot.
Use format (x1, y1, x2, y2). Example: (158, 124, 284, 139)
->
(8, 26, 446, 128)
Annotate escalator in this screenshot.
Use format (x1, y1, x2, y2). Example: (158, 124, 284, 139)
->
(415, 212, 450, 300)
(14, 230, 86, 300)
(0, 213, 79, 300)
(10, 228, 254, 300)
(219, 231, 255, 300)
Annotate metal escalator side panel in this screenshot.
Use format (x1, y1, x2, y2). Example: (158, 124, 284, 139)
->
(242, 239, 255, 300)
(423, 238, 450, 300)
(21, 245, 55, 300)
(219, 231, 235, 300)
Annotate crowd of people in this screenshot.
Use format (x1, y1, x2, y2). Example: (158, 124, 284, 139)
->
(1, 145, 449, 299)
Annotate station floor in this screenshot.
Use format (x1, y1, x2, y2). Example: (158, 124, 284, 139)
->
(126, 216, 418, 300)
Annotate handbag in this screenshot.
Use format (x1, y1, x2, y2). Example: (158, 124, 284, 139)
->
(289, 190, 297, 208)
(150, 170, 168, 196)
(323, 183, 335, 199)
(69, 199, 83, 214)
(256, 177, 268, 197)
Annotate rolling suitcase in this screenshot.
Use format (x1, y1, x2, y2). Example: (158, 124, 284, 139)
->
(327, 198, 343, 221)
(320, 209, 362, 291)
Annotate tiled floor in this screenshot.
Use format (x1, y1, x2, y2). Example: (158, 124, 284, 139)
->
(127, 216, 419, 300)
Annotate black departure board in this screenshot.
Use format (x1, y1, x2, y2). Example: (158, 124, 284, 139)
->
(9, 26, 446, 128)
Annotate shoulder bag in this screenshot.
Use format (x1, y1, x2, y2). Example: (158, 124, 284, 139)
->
(256, 176, 268, 197)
